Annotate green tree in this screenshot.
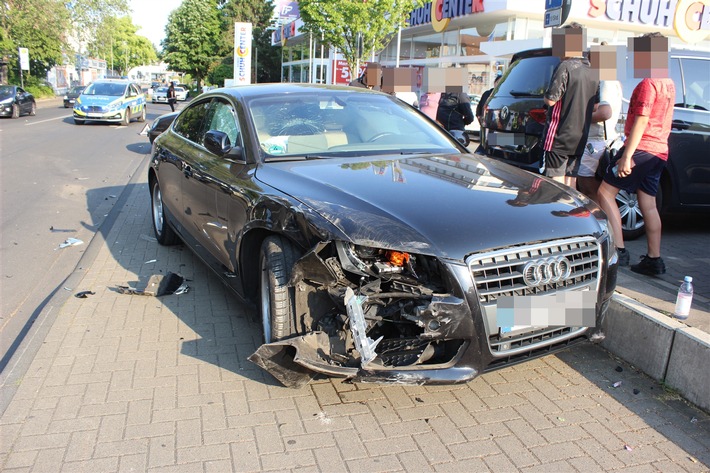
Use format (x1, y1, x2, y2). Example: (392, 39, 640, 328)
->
(89, 16, 158, 75)
(162, 0, 222, 90)
(66, 0, 129, 50)
(0, 0, 69, 82)
(218, 0, 281, 83)
(298, 0, 424, 79)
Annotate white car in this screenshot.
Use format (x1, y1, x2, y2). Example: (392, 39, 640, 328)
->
(174, 87, 188, 101)
(465, 94, 481, 137)
(152, 87, 168, 103)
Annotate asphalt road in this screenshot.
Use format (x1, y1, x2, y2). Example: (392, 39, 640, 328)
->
(0, 100, 164, 366)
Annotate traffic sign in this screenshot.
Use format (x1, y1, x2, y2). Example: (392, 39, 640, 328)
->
(545, 0, 563, 9)
(545, 8, 562, 28)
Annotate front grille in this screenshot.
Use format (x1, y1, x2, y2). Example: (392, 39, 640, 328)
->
(87, 106, 105, 113)
(467, 236, 600, 357)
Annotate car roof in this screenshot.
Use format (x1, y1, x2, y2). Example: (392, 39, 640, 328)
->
(198, 83, 385, 101)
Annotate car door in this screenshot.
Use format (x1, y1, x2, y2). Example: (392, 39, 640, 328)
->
(181, 97, 248, 276)
(668, 56, 710, 206)
(16, 87, 30, 113)
(157, 99, 211, 237)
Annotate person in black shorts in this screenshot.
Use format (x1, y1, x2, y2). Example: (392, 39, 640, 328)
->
(541, 23, 599, 187)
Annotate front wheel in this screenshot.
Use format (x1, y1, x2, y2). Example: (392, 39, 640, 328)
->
(151, 180, 179, 246)
(259, 236, 300, 343)
(137, 106, 146, 122)
(11, 104, 19, 118)
(74, 118, 85, 125)
(30, 102, 36, 116)
(120, 109, 130, 126)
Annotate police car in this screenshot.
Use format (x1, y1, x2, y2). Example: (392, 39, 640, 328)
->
(73, 79, 146, 125)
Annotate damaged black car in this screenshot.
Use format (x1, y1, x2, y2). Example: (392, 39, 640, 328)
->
(149, 84, 618, 388)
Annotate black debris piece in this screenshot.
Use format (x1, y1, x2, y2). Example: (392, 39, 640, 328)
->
(117, 272, 189, 297)
(75, 291, 95, 299)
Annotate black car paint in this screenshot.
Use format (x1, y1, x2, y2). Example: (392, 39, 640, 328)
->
(149, 84, 616, 386)
(0, 85, 36, 118)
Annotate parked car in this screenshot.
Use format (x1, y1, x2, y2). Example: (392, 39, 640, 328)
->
(63, 85, 86, 108)
(177, 84, 191, 99)
(152, 87, 168, 104)
(479, 48, 710, 239)
(465, 94, 481, 137)
(174, 86, 188, 102)
(73, 79, 146, 126)
(147, 111, 178, 144)
(149, 84, 617, 388)
(0, 85, 36, 118)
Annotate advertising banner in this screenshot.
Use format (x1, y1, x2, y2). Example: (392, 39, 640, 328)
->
(19, 48, 29, 71)
(333, 60, 367, 85)
(234, 22, 253, 84)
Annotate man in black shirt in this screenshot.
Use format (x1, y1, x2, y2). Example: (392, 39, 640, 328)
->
(541, 23, 599, 186)
(437, 90, 474, 132)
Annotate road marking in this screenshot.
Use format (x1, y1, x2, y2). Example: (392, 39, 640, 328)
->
(25, 115, 72, 126)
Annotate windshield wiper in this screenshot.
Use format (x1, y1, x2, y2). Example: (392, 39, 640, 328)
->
(264, 155, 329, 162)
(509, 90, 543, 97)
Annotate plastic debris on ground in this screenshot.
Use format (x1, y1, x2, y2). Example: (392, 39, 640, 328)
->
(117, 272, 190, 297)
(144, 259, 157, 264)
(624, 445, 633, 451)
(612, 381, 622, 388)
(315, 412, 332, 425)
(75, 291, 95, 299)
(140, 234, 158, 243)
(58, 238, 84, 249)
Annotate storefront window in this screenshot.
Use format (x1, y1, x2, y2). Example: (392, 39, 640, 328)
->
(412, 33, 442, 59)
(442, 30, 458, 56)
(459, 27, 483, 56)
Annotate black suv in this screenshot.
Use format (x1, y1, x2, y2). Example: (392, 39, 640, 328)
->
(479, 48, 710, 239)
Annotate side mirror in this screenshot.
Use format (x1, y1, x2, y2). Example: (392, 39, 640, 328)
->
(204, 130, 244, 160)
(449, 129, 470, 148)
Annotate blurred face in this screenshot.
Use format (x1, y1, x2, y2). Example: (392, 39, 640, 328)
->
(552, 27, 586, 59)
(629, 35, 669, 78)
(589, 45, 618, 80)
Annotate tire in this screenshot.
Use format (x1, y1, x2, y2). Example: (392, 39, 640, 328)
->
(29, 102, 36, 116)
(137, 106, 146, 122)
(74, 118, 85, 125)
(11, 104, 19, 119)
(120, 109, 130, 126)
(151, 180, 179, 246)
(259, 236, 301, 343)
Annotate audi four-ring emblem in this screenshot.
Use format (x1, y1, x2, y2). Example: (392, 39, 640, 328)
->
(522, 256, 571, 287)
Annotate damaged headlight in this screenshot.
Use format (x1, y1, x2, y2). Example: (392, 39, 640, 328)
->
(335, 241, 416, 278)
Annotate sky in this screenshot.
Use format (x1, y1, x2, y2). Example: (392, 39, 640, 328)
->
(129, 0, 183, 49)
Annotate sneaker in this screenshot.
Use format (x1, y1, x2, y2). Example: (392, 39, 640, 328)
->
(630, 255, 666, 276)
(617, 248, 629, 266)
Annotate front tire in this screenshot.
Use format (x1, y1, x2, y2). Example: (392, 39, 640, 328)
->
(74, 118, 85, 125)
(120, 109, 130, 126)
(151, 180, 179, 246)
(137, 106, 146, 122)
(29, 102, 36, 116)
(11, 104, 19, 118)
(259, 236, 300, 343)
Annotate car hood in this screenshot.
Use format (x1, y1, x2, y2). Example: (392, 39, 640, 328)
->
(256, 153, 604, 260)
(76, 95, 122, 107)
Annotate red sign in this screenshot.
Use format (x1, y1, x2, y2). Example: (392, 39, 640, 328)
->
(333, 60, 367, 85)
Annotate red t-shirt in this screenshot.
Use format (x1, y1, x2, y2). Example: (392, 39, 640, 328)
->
(625, 78, 675, 160)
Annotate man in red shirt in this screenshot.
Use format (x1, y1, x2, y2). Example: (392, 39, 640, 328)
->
(597, 33, 675, 275)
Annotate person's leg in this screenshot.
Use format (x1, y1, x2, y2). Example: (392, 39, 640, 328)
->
(576, 176, 600, 203)
(637, 190, 661, 257)
(597, 180, 629, 265)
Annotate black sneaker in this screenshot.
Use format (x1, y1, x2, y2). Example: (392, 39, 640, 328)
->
(630, 255, 666, 276)
(617, 248, 629, 267)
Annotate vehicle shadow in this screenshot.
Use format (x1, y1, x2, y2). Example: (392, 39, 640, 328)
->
(89, 183, 280, 386)
(126, 142, 152, 155)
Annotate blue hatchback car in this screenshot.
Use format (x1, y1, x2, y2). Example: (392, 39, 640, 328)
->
(73, 79, 146, 126)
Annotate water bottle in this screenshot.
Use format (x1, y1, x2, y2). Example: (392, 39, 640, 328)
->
(673, 276, 694, 320)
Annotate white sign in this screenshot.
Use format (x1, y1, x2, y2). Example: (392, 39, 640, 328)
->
(19, 48, 29, 71)
(545, 8, 562, 28)
(234, 22, 253, 85)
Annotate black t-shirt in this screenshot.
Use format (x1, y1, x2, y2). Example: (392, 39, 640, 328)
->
(436, 92, 474, 131)
(541, 57, 599, 156)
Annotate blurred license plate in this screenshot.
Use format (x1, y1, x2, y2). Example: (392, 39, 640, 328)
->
(88, 113, 102, 118)
(487, 131, 526, 147)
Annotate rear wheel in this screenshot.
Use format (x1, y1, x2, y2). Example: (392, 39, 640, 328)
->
(259, 236, 300, 343)
(151, 180, 179, 245)
(11, 104, 19, 118)
(120, 109, 130, 126)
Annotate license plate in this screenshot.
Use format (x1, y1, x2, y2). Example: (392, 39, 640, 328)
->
(88, 113, 102, 118)
(487, 131, 526, 147)
(497, 291, 597, 337)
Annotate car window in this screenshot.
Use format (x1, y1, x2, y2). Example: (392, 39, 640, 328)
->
(84, 82, 126, 96)
(679, 58, 710, 111)
(130, 84, 141, 96)
(497, 56, 560, 97)
(204, 99, 241, 147)
(173, 100, 211, 144)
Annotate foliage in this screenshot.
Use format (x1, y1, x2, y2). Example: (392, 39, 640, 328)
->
(88, 16, 158, 74)
(162, 0, 222, 91)
(65, 0, 129, 48)
(217, 0, 282, 83)
(0, 0, 69, 81)
(23, 76, 55, 97)
(298, 0, 424, 78)
(208, 60, 233, 88)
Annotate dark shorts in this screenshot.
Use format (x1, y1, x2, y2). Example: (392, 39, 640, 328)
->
(542, 150, 582, 178)
(602, 149, 666, 196)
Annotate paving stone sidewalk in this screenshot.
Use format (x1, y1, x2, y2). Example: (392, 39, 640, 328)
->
(1, 168, 708, 473)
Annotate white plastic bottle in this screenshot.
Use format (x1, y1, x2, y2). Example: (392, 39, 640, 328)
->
(673, 276, 694, 320)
